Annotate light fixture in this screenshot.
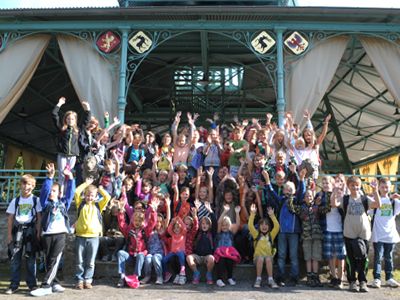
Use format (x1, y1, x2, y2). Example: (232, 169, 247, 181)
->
(17, 107, 28, 118)
(356, 130, 362, 136)
(394, 107, 400, 115)
(198, 73, 209, 86)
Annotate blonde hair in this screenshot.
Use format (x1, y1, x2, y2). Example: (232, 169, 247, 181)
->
(62, 111, 79, 134)
(283, 181, 295, 193)
(222, 216, 232, 227)
(21, 174, 36, 186)
(346, 176, 361, 186)
(84, 184, 98, 195)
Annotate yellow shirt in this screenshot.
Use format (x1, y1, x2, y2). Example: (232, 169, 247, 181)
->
(74, 183, 111, 237)
(248, 212, 280, 257)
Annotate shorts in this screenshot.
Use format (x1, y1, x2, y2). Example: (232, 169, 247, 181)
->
(323, 231, 346, 259)
(302, 239, 322, 261)
(253, 255, 273, 263)
(191, 254, 214, 265)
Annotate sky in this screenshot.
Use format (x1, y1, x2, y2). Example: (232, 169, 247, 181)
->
(0, 0, 399, 9)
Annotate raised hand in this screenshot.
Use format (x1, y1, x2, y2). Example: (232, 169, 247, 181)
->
(223, 203, 230, 212)
(204, 201, 213, 213)
(324, 114, 332, 123)
(194, 199, 201, 209)
(369, 179, 378, 190)
(46, 163, 55, 178)
(58, 97, 66, 106)
(267, 206, 274, 216)
(191, 206, 198, 217)
(81, 101, 90, 111)
(206, 167, 214, 178)
(150, 197, 160, 210)
(234, 205, 241, 214)
(250, 203, 257, 214)
(175, 111, 182, 123)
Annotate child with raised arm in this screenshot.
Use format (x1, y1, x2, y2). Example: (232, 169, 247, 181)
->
(30, 164, 75, 297)
(249, 204, 279, 288)
(214, 205, 241, 287)
(331, 176, 381, 293)
(52, 97, 90, 192)
(171, 111, 197, 167)
(370, 178, 400, 288)
(74, 179, 111, 290)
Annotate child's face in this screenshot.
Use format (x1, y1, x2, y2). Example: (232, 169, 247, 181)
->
(221, 220, 230, 232)
(283, 185, 294, 196)
(142, 184, 151, 194)
(105, 162, 115, 173)
(253, 156, 264, 168)
(335, 176, 345, 190)
(142, 171, 152, 180)
(224, 192, 233, 204)
(348, 181, 361, 195)
(218, 167, 228, 179)
(50, 185, 60, 200)
(379, 181, 391, 195)
(134, 203, 145, 212)
(178, 135, 186, 147)
(159, 172, 168, 182)
(163, 134, 171, 145)
(259, 222, 269, 234)
(258, 131, 267, 142)
(224, 142, 231, 151)
(133, 217, 143, 229)
(87, 157, 97, 170)
(304, 190, 314, 205)
(199, 187, 208, 200)
(173, 222, 181, 234)
(180, 189, 190, 201)
(275, 154, 285, 166)
(85, 190, 97, 202)
(275, 132, 284, 143)
(124, 180, 134, 191)
(156, 216, 164, 231)
(178, 170, 186, 181)
(66, 114, 76, 126)
(184, 217, 193, 230)
(295, 138, 305, 150)
(275, 174, 285, 187)
(132, 134, 141, 146)
(303, 130, 313, 144)
(201, 219, 210, 232)
(210, 130, 218, 140)
(322, 178, 333, 192)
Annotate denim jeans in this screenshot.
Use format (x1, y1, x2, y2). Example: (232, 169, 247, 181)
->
(75, 236, 99, 283)
(373, 242, 395, 280)
(144, 253, 163, 278)
(117, 250, 145, 277)
(9, 248, 37, 289)
(162, 251, 185, 273)
(277, 233, 299, 280)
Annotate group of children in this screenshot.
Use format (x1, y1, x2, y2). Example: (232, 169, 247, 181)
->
(5, 98, 400, 296)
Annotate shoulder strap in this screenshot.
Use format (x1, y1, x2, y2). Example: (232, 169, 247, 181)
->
(391, 197, 395, 216)
(343, 195, 350, 216)
(361, 195, 369, 214)
(14, 196, 20, 215)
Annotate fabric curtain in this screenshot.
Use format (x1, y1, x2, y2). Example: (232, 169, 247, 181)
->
(377, 154, 399, 192)
(285, 36, 349, 126)
(4, 145, 21, 169)
(360, 37, 400, 106)
(358, 162, 377, 194)
(57, 35, 120, 125)
(0, 35, 50, 123)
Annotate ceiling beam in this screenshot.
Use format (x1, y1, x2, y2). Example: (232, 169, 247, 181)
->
(127, 87, 144, 112)
(200, 30, 209, 77)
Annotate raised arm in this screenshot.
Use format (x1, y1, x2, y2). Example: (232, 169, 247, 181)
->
(230, 206, 241, 234)
(316, 114, 331, 146)
(368, 179, 381, 209)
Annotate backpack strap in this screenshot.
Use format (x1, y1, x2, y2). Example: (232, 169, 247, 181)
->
(14, 196, 38, 225)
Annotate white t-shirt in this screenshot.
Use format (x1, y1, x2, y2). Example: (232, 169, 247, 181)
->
(43, 201, 69, 235)
(326, 207, 343, 233)
(6, 195, 42, 224)
(371, 197, 400, 243)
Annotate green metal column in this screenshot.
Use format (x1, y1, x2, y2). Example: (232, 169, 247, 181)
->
(276, 28, 285, 128)
(117, 28, 129, 123)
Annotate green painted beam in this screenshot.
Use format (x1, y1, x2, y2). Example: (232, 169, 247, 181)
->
(0, 20, 400, 32)
(200, 31, 209, 77)
(352, 146, 400, 168)
(127, 87, 144, 112)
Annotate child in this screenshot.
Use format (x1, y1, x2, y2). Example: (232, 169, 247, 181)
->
(171, 111, 196, 167)
(288, 188, 330, 287)
(116, 199, 158, 287)
(228, 126, 248, 178)
(248, 204, 279, 288)
(203, 129, 222, 182)
(370, 178, 400, 288)
(319, 176, 346, 289)
(6, 174, 42, 295)
(99, 155, 122, 199)
(331, 176, 380, 293)
(30, 164, 75, 297)
(187, 216, 216, 285)
(172, 174, 191, 219)
(74, 179, 111, 290)
(214, 204, 241, 287)
(263, 169, 305, 286)
(124, 130, 145, 174)
(157, 133, 174, 171)
(194, 167, 214, 220)
(184, 208, 199, 264)
(52, 96, 90, 192)
(163, 216, 188, 285)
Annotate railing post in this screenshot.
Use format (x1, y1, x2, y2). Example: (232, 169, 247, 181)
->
(275, 28, 285, 128)
(117, 28, 129, 123)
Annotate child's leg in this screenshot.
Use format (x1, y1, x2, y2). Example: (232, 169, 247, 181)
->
(225, 258, 234, 279)
(144, 254, 152, 277)
(312, 260, 319, 273)
(117, 250, 132, 277)
(206, 255, 215, 273)
(57, 154, 67, 191)
(373, 242, 384, 280)
(134, 253, 145, 277)
(9, 249, 22, 289)
(355, 240, 369, 283)
(216, 258, 227, 280)
(288, 233, 299, 281)
(255, 257, 264, 277)
(83, 237, 99, 284)
(162, 252, 174, 274)
(75, 237, 85, 283)
(25, 255, 37, 289)
(41, 234, 66, 287)
(152, 254, 163, 278)
(383, 243, 395, 280)
(277, 233, 287, 281)
(265, 257, 273, 277)
(186, 254, 198, 272)
(176, 251, 186, 275)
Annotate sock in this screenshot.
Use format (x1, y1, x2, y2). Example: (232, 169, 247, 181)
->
(180, 266, 186, 275)
(120, 273, 125, 279)
(268, 276, 273, 281)
(256, 276, 262, 281)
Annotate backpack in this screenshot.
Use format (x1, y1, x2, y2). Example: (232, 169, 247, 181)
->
(77, 201, 103, 230)
(14, 196, 38, 226)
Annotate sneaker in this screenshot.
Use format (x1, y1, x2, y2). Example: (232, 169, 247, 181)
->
(371, 278, 381, 288)
(328, 277, 337, 287)
(52, 284, 65, 293)
(5, 287, 18, 295)
(30, 287, 52, 297)
(164, 272, 173, 283)
(155, 276, 163, 285)
(216, 279, 225, 287)
(386, 278, 400, 288)
(306, 274, 313, 287)
(253, 278, 261, 288)
(227, 278, 236, 286)
(349, 281, 358, 292)
(75, 282, 84, 290)
(101, 256, 109, 262)
(336, 279, 344, 290)
(276, 279, 286, 287)
(178, 275, 187, 285)
(313, 274, 323, 288)
(140, 276, 151, 284)
(84, 282, 93, 289)
(286, 278, 297, 287)
(206, 272, 213, 285)
(192, 271, 200, 284)
(268, 278, 279, 289)
(117, 278, 125, 288)
(173, 275, 180, 285)
(359, 281, 369, 293)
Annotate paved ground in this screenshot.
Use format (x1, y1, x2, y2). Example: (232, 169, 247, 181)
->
(1, 279, 399, 300)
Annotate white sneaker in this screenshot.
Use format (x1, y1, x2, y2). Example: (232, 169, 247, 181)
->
(371, 278, 381, 288)
(268, 278, 279, 289)
(30, 287, 52, 297)
(227, 278, 236, 286)
(386, 278, 400, 288)
(216, 279, 225, 287)
(253, 278, 261, 288)
(52, 284, 65, 293)
(178, 275, 186, 285)
(173, 275, 180, 285)
(155, 276, 163, 285)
